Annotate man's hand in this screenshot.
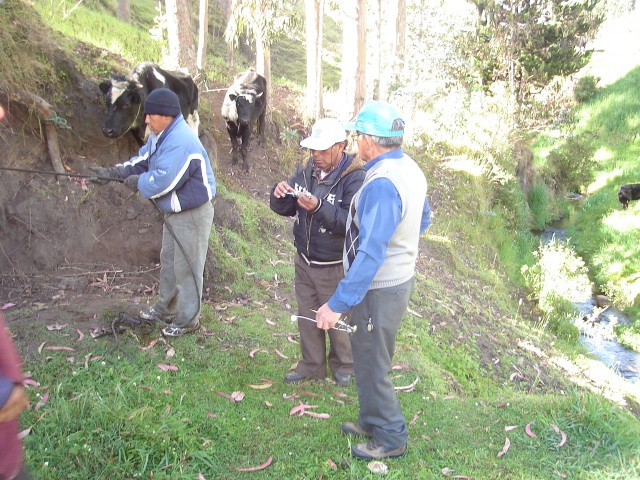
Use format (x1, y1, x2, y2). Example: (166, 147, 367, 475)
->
(0, 385, 29, 423)
(88, 166, 121, 185)
(124, 175, 139, 192)
(297, 192, 319, 212)
(273, 181, 294, 198)
(316, 303, 341, 331)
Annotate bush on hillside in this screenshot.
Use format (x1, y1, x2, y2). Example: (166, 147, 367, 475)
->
(545, 135, 597, 193)
(574, 75, 600, 103)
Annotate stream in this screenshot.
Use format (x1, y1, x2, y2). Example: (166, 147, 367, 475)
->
(540, 200, 640, 384)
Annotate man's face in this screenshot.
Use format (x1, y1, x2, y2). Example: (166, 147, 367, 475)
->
(310, 143, 343, 172)
(145, 114, 173, 135)
(356, 132, 372, 162)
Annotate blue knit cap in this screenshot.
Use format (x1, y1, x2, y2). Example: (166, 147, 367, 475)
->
(344, 101, 404, 137)
(144, 88, 181, 117)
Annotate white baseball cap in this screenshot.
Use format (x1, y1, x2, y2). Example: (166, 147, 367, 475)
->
(300, 118, 347, 151)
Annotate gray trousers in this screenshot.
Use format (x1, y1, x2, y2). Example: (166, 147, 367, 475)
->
(350, 277, 414, 449)
(294, 254, 353, 379)
(153, 201, 214, 327)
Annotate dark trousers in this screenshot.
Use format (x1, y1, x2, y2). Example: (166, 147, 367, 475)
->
(350, 277, 414, 449)
(294, 254, 353, 379)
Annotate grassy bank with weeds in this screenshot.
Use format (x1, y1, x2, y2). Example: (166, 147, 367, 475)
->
(532, 66, 640, 349)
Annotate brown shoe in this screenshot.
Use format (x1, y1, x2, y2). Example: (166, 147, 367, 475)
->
(284, 371, 309, 384)
(341, 422, 373, 438)
(351, 440, 407, 460)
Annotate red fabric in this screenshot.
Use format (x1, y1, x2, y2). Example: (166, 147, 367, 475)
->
(0, 312, 24, 480)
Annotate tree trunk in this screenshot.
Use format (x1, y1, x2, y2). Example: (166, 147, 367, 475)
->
(117, 0, 131, 22)
(372, 0, 381, 101)
(393, 0, 406, 89)
(354, 0, 367, 115)
(196, 0, 209, 70)
(305, 0, 324, 120)
(165, 0, 196, 72)
(340, 0, 358, 121)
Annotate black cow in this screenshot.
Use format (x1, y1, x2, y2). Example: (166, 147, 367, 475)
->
(99, 62, 200, 146)
(618, 183, 640, 209)
(221, 68, 266, 171)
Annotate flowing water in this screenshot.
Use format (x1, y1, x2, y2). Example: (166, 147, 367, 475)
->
(539, 200, 640, 384)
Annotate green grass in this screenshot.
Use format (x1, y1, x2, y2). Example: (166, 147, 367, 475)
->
(532, 66, 640, 321)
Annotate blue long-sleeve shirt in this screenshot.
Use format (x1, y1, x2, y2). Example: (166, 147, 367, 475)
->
(327, 148, 431, 313)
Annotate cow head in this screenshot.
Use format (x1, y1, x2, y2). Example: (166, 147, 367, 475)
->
(99, 78, 145, 139)
(230, 90, 263, 127)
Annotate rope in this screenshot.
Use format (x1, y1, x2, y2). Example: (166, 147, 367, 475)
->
(45, 112, 71, 130)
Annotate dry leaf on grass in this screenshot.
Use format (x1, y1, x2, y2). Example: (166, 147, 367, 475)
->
(249, 348, 268, 358)
(497, 437, 511, 458)
(525, 421, 538, 438)
(44, 346, 75, 352)
(157, 364, 179, 372)
(275, 349, 289, 359)
(236, 456, 273, 472)
(550, 423, 567, 447)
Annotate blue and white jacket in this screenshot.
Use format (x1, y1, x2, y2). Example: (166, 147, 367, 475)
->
(115, 114, 216, 213)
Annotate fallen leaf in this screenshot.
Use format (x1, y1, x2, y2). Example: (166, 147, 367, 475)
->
(18, 427, 31, 439)
(166, 347, 176, 358)
(235, 456, 273, 472)
(157, 364, 179, 372)
(452, 476, 472, 479)
(275, 349, 289, 359)
(76, 329, 84, 342)
(550, 423, 567, 447)
(44, 346, 75, 352)
(409, 412, 420, 425)
(286, 335, 299, 344)
(231, 391, 245, 402)
(248, 382, 273, 390)
(394, 375, 419, 392)
(525, 421, 538, 438)
(22, 378, 39, 387)
(290, 401, 317, 416)
(327, 458, 337, 470)
(142, 338, 159, 350)
(303, 411, 330, 419)
(442, 467, 454, 476)
(34, 392, 49, 412)
(249, 348, 268, 358)
(136, 385, 153, 391)
(1, 303, 16, 310)
(207, 412, 218, 419)
(46, 323, 68, 331)
(162, 405, 171, 416)
(505, 425, 519, 432)
(198, 474, 207, 480)
(265, 319, 277, 326)
(497, 437, 511, 458)
(392, 364, 415, 371)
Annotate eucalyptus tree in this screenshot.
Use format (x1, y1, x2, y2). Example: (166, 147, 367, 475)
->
(225, 0, 299, 102)
(305, 0, 324, 120)
(465, 0, 603, 119)
(165, 0, 196, 73)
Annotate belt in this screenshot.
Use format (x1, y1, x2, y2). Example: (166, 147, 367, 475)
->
(299, 252, 342, 267)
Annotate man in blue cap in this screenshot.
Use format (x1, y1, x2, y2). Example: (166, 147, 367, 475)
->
(90, 88, 216, 337)
(316, 100, 431, 460)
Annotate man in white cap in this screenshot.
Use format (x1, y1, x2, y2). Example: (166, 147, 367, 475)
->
(270, 118, 365, 386)
(316, 101, 431, 460)
(90, 88, 216, 337)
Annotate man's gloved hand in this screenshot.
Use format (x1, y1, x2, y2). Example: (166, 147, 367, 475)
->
(124, 175, 139, 192)
(88, 166, 121, 185)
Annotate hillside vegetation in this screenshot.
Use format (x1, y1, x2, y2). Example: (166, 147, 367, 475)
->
(1, 1, 639, 479)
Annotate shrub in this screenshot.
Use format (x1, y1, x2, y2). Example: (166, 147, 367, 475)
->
(574, 75, 600, 103)
(528, 180, 551, 231)
(522, 239, 592, 341)
(545, 135, 597, 193)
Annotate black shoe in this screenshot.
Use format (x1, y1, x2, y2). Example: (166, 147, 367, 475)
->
(284, 371, 309, 384)
(341, 422, 373, 438)
(139, 307, 174, 325)
(333, 372, 352, 386)
(351, 440, 407, 460)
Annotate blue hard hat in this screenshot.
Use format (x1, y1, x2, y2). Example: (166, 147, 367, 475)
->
(344, 101, 404, 137)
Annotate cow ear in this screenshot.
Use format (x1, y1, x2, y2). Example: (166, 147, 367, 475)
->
(99, 80, 112, 94)
(229, 94, 237, 101)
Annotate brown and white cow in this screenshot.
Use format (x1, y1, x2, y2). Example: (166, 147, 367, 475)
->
(99, 62, 199, 146)
(221, 68, 267, 172)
